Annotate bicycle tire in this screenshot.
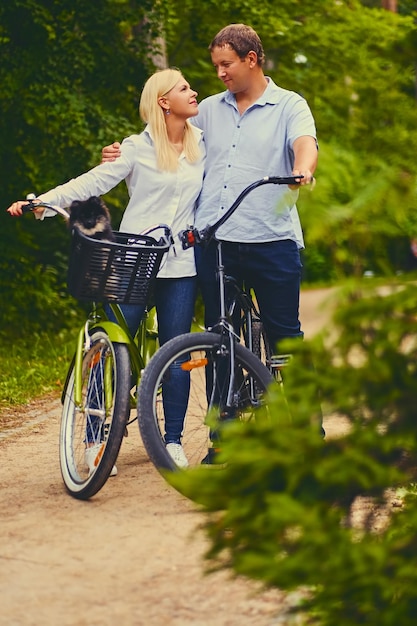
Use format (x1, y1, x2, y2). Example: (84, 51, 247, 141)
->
(251, 318, 292, 385)
(137, 331, 273, 474)
(251, 318, 270, 363)
(60, 329, 131, 499)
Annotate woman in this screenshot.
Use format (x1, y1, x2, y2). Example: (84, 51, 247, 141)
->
(7, 69, 206, 469)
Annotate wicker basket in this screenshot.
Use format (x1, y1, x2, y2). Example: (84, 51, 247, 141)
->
(67, 228, 170, 304)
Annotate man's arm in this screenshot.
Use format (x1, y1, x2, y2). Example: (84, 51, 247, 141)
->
(292, 135, 318, 186)
(101, 141, 122, 163)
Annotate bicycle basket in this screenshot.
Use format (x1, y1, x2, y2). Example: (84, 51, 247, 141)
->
(67, 229, 170, 304)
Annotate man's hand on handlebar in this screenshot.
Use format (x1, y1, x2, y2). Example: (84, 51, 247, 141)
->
(101, 141, 122, 164)
(290, 168, 316, 190)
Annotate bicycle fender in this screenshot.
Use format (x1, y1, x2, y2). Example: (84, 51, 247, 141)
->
(92, 321, 131, 344)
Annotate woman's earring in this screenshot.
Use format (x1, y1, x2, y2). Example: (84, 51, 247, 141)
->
(165, 109, 170, 115)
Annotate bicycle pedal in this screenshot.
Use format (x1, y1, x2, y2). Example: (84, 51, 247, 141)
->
(269, 354, 292, 368)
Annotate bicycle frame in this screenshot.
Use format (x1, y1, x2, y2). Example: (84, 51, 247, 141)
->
(208, 240, 263, 410)
(226, 277, 291, 379)
(179, 175, 303, 400)
(225, 276, 261, 351)
(136, 175, 307, 473)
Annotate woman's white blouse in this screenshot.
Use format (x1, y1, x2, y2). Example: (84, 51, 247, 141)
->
(38, 125, 205, 278)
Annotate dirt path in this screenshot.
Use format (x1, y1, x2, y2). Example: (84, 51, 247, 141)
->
(0, 288, 338, 626)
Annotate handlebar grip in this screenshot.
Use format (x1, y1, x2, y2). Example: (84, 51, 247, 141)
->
(266, 175, 304, 185)
(21, 202, 37, 214)
(21, 193, 38, 214)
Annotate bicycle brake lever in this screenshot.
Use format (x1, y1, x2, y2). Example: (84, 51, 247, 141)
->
(179, 227, 200, 249)
(179, 224, 217, 249)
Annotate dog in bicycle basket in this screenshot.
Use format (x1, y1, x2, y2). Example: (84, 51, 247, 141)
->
(67, 197, 169, 305)
(69, 196, 115, 242)
(68, 196, 118, 299)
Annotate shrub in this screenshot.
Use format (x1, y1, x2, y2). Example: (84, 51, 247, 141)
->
(169, 276, 417, 625)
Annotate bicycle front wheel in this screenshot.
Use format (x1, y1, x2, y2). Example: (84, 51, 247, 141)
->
(137, 331, 273, 473)
(60, 330, 131, 500)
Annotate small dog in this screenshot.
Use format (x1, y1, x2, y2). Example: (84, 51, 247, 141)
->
(69, 196, 117, 299)
(69, 196, 114, 241)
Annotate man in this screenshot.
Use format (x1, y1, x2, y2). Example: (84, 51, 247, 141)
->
(103, 23, 317, 352)
(191, 24, 317, 350)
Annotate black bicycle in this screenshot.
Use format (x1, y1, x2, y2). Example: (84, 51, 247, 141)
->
(137, 175, 303, 473)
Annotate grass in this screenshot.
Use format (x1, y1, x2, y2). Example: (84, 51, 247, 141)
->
(0, 329, 76, 421)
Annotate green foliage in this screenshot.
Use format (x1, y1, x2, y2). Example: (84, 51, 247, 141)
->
(161, 0, 417, 282)
(161, 0, 417, 168)
(1, 0, 417, 334)
(0, 0, 154, 335)
(299, 143, 417, 279)
(0, 0, 155, 199)
(168, 277, 417, 624)
(0, 212, 84, 336)
(0, 328, 76, 414)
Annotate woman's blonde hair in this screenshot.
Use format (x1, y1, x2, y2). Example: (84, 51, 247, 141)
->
(139, 68, 200, 172)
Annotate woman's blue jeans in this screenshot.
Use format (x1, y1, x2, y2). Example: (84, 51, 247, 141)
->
(106, 276, 197, 444)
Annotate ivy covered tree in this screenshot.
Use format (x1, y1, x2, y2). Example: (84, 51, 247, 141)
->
(0, 1, 162, 200)
(0, 0, 159, 334)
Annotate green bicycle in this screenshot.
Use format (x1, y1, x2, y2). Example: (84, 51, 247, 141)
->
(22, 197, 171, 499)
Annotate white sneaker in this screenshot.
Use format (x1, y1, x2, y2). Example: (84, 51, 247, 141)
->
(85, 444, 117, 477)
(166, 443, 189, 468)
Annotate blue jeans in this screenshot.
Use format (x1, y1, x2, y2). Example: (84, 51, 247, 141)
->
(196, 239, 303, 351)
(106, 276, 197, 444)
(196, 240, 324, 435)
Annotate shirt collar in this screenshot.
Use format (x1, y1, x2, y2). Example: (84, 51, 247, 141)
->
(223, 76, 281, 108)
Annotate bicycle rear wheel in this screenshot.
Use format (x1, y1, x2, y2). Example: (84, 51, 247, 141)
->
(60, 329, 131, 499)
(251, 318, 292, 383)
(137, 331, 273, 473)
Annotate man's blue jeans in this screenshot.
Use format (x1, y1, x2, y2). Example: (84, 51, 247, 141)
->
(106, 276, 197, 444)
(196, 239, 324, 436)
(195, 239, 303, 351)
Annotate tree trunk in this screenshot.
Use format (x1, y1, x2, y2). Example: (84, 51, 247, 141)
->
(381, 0, 397, 11)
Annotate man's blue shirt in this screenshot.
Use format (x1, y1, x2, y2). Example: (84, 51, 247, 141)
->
(192, 77, 317, 247)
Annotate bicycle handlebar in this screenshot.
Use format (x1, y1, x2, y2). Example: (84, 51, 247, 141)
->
(21, 194, 173, 246)
(179, 174, 305, 249)
(22, 194, 70, 220)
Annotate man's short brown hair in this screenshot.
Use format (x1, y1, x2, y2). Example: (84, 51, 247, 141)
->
(209, 24, 265, 66)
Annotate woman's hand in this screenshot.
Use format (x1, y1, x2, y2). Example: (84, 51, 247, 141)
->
(7, 200, 44, 217)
